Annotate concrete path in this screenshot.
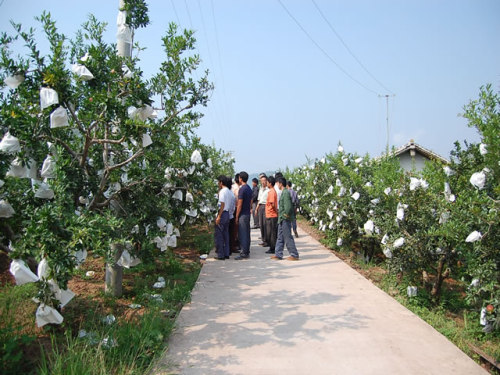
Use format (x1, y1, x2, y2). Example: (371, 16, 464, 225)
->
(152, 226, 486, 375)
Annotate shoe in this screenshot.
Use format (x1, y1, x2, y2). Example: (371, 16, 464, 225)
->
(265, 249, 275, 254)
(213, 256, 225, 260)
(225, 256, 230, 259)
(270, 255, 282, 260)
(286, 256, 299, 261)
(294, 231, 299, 238)
(259, 242, 269, 247)
(234, 255, 249, 260)
(252, 226, 260, 229)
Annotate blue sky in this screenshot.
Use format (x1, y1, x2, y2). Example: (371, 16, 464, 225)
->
(1, 0, 499, 173)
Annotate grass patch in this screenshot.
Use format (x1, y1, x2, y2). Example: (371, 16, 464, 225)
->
(0, 225, 208, 375)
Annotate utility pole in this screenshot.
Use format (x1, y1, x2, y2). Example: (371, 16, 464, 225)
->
(379, 94, 395, 155)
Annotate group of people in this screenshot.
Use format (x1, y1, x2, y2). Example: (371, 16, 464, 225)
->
(214, 171, 300, 261)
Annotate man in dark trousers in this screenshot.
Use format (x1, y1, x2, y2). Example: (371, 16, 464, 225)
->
(251, 178, 259, 228)
(271, 177, 300, 261)
(235, 171, 253, 260)
(214, 175, 231, 260)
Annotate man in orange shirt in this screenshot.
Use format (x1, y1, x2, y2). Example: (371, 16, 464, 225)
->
(265, 176, 278, 254)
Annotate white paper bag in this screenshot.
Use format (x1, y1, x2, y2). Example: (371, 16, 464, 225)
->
(172, 190, 183, 200)
(50, 106, 69, 128)
(397, 206, 405, 221)
(393, 237, 405, 248)
(40, 87, 59, 109)
(71, 64, 94, 81)
(336, 238, 343, 246)
(154, 236, 168, 251)
(142, 133, 152, 147)
(74, 249, 88, 266)
(0, 200, 15, 218)
(48, 279, 75, 308)
(443, 166, 455, 176)
(383, 247, 392, 258)
(190, 150, 203, 164)
(207, 158, 212, 168)
(186, 192, 194, 203)
(6, 157, 28, 178)
(185, 208, 197, 217)
(465, 230, 482, 243)
(167, 235, 177, 247)
(9, 259, 39, 285)
(479, 143, 488, 155)
(470, 171, 486, 190)
(37, 258, 50, 280)
(117, 249, 141, 268)
(363, 220, 374, 235)
(407, 286, 418, 297)
(36, 304, 64, 327)
(351, 192, 360, 201)
(157, 217, 167, 231)
(80, 52, 91, 62)
(4, 74, 24, 89)
(41, 155, 56, 178)
(0, 132, 21, 153)
(337, 145, 344, 153)
(34, 181, 55, 199)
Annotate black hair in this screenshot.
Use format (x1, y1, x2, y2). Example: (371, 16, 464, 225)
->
(224, 176, 232, 188)
(275, 172, 283, 179)
(277, 177, 286, 186)
(239, 171, 249, 183)
(267, 175, 275, 186)
(286, 181, 292, 187)
(234, 173, 240, 183)
(252, 178, 258, 183)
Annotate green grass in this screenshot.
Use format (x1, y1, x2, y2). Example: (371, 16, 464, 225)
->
(39, 309, 174, 375)
(0, 283, 38, 375)
(1, 227, 207, 375)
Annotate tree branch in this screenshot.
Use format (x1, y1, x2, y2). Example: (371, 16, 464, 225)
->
(160, 103, 193, 127)
(106, 149, 144, 172)
(91, 136, 126, 145)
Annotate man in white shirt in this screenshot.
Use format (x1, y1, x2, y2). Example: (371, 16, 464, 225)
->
(215, 175, 232, 260)
(255, 174, 269, 246)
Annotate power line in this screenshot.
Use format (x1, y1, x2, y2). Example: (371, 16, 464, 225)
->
(277, 0, 380, 96)
(311, 0, 394, 95)
(170, 0, 181, 26)
(210, 0, 230, 131)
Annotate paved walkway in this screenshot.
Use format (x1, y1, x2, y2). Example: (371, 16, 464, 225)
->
(152, 226, 486, 375)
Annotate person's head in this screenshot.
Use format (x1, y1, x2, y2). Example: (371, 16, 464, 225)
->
(252, 178, 258, 187)
(234, 173, 240, 185)
(224, 176, 232, 189)
(267, 175, 275, 188)
(275, 172, 283, 179)
(276, 177, 286, 190)
(217, 175, 226, 188)
(260, 175, 267, 187)
(286, 181, 292, 189)
(239, 171, 249, 184)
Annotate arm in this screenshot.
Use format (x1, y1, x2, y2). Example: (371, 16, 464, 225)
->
(282, 192, 293, 220)
(235, 199, 243, 223)
(216, 201, 225, 226)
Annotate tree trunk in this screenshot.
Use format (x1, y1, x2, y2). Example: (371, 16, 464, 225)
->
(105, 243, 124, 297)
(431, 256, 449, 303)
